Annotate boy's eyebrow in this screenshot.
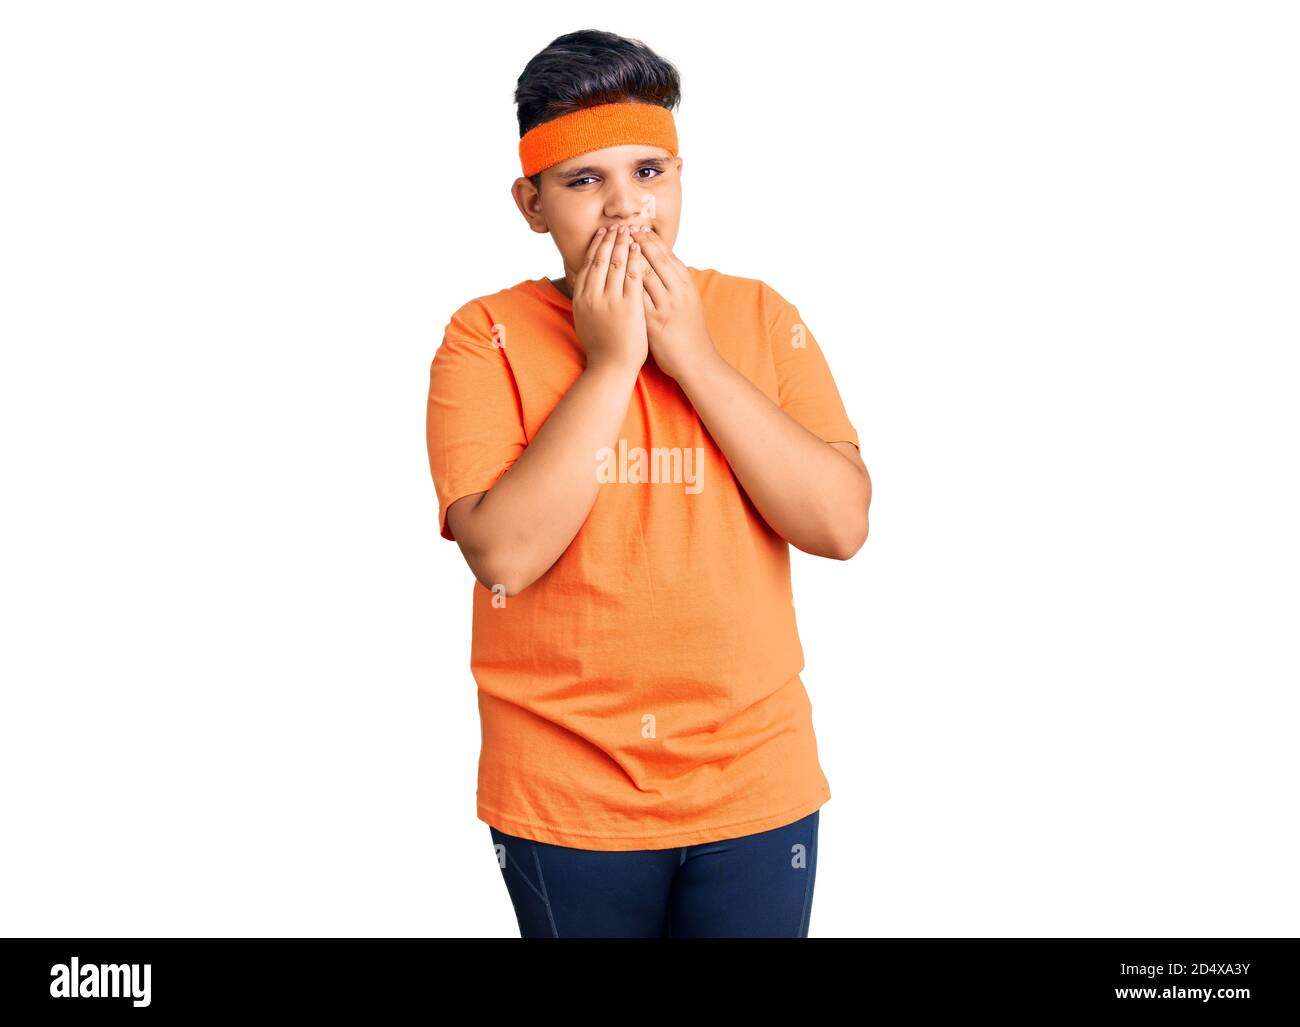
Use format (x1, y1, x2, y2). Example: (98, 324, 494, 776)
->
(552, 156, 671, 180)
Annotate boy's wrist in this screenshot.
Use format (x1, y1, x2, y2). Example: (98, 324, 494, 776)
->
(582, 354, 644, 385)
(669, 345, 729, 395)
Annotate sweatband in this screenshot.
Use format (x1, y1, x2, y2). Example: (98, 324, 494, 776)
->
(519, 101, 678, 178)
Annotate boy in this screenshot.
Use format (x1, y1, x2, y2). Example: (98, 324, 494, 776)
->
(426, 30, 871, 938)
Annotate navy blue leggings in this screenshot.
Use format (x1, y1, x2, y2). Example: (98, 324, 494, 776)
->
(488, 810, 819, 938)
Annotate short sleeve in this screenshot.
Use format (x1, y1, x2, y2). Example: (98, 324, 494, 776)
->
(426, 300, 528, 541)
(761, 281, 861, 448)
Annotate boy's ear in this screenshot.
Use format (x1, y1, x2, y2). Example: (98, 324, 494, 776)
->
(510, 177, 547, 232)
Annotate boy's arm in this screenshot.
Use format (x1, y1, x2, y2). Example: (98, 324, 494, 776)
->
(446, 359, 640, 595)
(631, 228, 870, 559)
(674, 352, 871, 559)
(433, 225, 650, 595)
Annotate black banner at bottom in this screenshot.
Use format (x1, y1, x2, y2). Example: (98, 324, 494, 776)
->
(1, 937, 1294, 1017)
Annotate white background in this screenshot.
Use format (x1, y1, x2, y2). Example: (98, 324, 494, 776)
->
(2, 1, 1296, 938)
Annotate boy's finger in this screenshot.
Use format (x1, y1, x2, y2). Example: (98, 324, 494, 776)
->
(654, 231, 690, 282)
(643, 227, 689, 279)
(586, 225, 620, 297)
(573, 226, 608, 293)
(624, 240, 648, 300)
(605, 226, 633, 296)
(581, 226, 614, 296)
(636, 234, 669, 306)
(631, 228, 681, 291)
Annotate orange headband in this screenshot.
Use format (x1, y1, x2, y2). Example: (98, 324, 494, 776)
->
(519, 102, 678, 178)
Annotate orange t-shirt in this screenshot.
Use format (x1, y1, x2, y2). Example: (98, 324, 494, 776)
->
(426, 267, 860, 850)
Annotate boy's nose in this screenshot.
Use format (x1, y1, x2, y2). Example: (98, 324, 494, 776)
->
(604, 196, 646, 222)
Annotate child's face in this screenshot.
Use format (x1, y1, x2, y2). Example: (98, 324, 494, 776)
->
(515, 144, 683, 279)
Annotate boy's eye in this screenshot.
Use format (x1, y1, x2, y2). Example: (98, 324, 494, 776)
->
(566, 166, 662, 189)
